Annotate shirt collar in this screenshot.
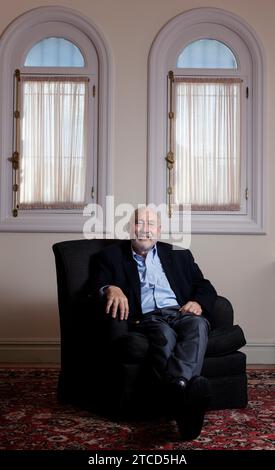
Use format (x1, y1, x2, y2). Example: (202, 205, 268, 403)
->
(131, 243, 157, 260)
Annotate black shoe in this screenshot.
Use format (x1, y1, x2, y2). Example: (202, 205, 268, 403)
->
(166, 377, 188, 417)
(175, 376, 211, 441)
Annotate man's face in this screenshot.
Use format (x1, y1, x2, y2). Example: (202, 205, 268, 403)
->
(130, 208, 161, 254)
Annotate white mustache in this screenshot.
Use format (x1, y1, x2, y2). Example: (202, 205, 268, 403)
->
(137, 232, 153, 239)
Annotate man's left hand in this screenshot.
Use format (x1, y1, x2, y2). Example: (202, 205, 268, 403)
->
(179, 301, 202, 316)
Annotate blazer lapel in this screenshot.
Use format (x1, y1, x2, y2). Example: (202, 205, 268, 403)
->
(157, 242, 182, 303)
(122, 241, 141, 306)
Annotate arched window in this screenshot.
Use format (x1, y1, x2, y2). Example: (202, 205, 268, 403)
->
(177, 39, 237, 69)
(0, 7, 113, 232)
(148, 8, 265, 234)
(24, 37, 85, 67)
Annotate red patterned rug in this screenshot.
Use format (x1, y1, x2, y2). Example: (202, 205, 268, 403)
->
(0, 368, 274, 451)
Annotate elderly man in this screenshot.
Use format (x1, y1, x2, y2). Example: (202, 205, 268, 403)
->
(93, 206, 217, 440)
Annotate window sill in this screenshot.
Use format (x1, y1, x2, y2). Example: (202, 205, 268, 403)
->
(0, 212, 89, 232)
(182, 212, 265, 234)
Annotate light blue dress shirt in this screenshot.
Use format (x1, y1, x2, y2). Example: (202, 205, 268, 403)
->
(132, 244, 179, 314)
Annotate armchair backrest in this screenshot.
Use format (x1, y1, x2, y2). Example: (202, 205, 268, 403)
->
(53, 239, 116, 297)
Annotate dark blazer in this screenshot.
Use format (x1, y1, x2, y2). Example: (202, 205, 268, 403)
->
(92, 240, 217, 324)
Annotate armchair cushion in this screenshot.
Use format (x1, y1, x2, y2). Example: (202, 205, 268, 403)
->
(202, 351, 246, 378)
(206, 324, 246, 357)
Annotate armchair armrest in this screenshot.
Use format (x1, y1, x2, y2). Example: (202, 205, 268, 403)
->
(209, 295, 234, 329)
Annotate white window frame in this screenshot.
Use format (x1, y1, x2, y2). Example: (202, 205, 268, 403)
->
(147, 8, 266, 234)
(0, 6, 113, 232)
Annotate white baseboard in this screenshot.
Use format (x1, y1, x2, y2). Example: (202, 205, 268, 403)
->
(0, 339, 274, 365)
(241, 341, 275, 364)
(0, 339, 60, 363)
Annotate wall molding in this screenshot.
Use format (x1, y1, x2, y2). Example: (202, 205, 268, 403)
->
(241, 341, 275, 365)
(0, 339, 60, 363)
(0, 339, 274, 364)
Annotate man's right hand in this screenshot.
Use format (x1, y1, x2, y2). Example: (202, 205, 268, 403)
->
(104, 286, 129, 320)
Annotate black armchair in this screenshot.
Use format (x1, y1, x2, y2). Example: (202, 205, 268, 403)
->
(52, 239, 247, 414)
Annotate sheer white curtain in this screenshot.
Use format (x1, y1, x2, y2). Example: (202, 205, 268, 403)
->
(173, 77, 241, 211)
(19, 77, 88, 209)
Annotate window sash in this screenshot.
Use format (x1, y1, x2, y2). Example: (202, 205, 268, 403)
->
(172, 77, 242, 211)
(19, 76, 89, 210)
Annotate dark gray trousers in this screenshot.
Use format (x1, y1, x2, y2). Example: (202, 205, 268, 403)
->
(107, 307, 210, 383)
